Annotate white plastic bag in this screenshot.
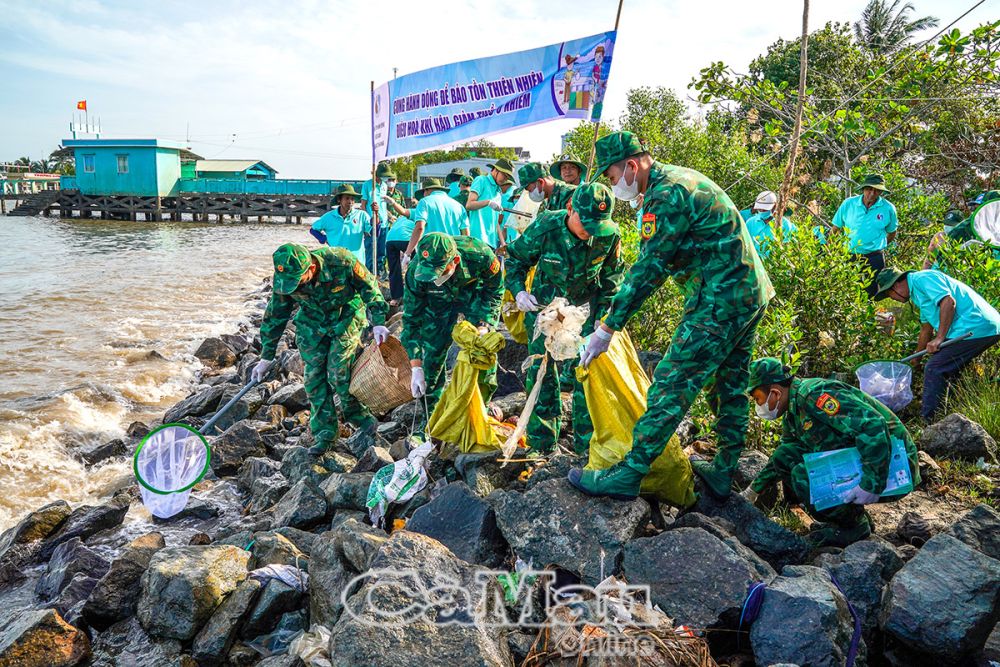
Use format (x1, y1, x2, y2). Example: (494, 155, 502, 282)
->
(856, 360, 914, 413)
(134, 424, 210, 519)
(366, 440, 435, 527)
(289, 624, 332, 667)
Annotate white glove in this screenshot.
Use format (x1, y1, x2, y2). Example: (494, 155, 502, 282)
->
(373, 325, 390, 345)
(580, 326, 614, 368)
(401, 252, 412, 272)
(842, 485, 880, 505)
(515, 291, 540, 312)
(410, 366, 426, 398)
(488, 197, 503, 212)
(740, 487, 760, 504)
(251, 359, 273, 383)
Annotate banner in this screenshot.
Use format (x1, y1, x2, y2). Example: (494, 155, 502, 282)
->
(372, 31, 616, 162)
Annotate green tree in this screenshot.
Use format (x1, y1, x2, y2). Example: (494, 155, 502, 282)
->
(853, 0, 939, 54)
(385, 139, 516, 184)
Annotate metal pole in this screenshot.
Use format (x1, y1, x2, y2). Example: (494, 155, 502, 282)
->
(370, 80, 379, 276)
(586, 0, 625, 176)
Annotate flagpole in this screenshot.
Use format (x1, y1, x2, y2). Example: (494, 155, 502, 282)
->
(586, 0, 624, 176)
(370, 80, 380, 278)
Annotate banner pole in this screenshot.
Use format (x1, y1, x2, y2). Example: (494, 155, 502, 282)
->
(586, 0, 624, 176)
(370, 80, 379, 277)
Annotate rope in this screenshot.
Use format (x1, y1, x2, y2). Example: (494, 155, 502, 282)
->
(830, 574, 862, 667)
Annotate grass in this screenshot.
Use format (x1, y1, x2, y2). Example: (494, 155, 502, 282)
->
(934, 458, 999, 509)
(947, 370, 1000, 443)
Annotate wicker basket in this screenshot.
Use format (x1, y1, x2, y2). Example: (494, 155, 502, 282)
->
(349, 336, 413, 416)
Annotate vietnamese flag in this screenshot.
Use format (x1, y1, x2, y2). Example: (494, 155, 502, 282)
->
(76, 100, 87, 111)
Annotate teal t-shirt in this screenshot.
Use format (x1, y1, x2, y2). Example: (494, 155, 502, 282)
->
(831, 195, 898, 254)
(468, 174, 502, 248)
(413, 190, 469, 236)
(740, 207, 753, 222)
(907, 270, 1000, 340)
(745, 212, 796, 258)
(311, 208, 372, 264)
(386, 214, 416, 244)
(448, 181, 461, 198)
(360, 180, 388, 223)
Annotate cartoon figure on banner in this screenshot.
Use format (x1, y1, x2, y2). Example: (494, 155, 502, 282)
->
(553, 39, 613, 117)
(562, 54, 577, 105)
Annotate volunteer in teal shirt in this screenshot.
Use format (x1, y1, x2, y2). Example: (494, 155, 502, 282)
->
(466, 159, 515, 249)
(384, 178, 470, 265)
(745, 212, 797, 258)
(311, 184, 372, 265)
(385, 213, 416, 304)
(876, 267, 1000, 420)
(832, 174, 898, 297)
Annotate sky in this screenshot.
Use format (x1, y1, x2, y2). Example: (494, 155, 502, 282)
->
(0, 0, 992, 179)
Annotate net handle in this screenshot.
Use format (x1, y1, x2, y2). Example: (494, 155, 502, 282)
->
(200, 377, 260, 435)
(898, 332, 973, 364)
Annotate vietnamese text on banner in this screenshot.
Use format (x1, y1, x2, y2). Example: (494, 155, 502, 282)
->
(372, 31, 616, 162)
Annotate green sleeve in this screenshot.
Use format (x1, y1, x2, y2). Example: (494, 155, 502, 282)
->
(595, 236, 625, 314)
(260, 292, 295, 361)
(751, 433, 806, 493)
(504, 223, 543, 296)
(808, 390, 894, 495)
(467, 251, 504, 326)
(401, 269, 427, 361)
(603, 185, 691, 331)
(349, 260, 387, 326)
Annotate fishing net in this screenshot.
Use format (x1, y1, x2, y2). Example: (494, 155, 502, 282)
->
(973, 199, 1000, 247)
(855, 360, 914, 413)
(133, 423, 211, 519)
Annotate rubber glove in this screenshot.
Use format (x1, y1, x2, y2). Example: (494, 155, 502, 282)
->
(515, 291, 540, 312)
(580, 326, 613, 368)
(410, 366, 426, 398)
(401, 252, 412, 272)
(488, 197, 503, 212)
(740, 487, 759, 504)
(373, 325, 390, 345)
(251, 359, 273, 383)
(842, 485, 880, 505)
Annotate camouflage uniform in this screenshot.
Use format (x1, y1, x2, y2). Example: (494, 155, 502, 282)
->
(750, 375, 921, 527)
(402, 233, 504, 416)
(505, 196, 623, 453)
(596, 132, 774, 493)
(260, 245, 388, 448)
(516, 162, 577, 214)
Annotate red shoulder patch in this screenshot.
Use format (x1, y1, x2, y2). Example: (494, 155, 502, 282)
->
(640, 213, 656, 240)
(816, 392, 840, 416)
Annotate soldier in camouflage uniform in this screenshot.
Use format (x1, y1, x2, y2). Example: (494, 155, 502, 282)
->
(402, 232, 504, 419)
(741, 358, 921, 547)
(550, 155, 588, 187)
(506, 182, 623, 454)
(518, 162, 576, 213)
(569, 131, 774, 504)
(251, 243, 389, 455)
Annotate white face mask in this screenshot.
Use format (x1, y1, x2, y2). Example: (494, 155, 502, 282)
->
(528, 186, 545, 203)
(611, 161, 640, 202)
(387, 180, 396, 189)
(754, 391, 781, 420)
(433, 264, 456, 286)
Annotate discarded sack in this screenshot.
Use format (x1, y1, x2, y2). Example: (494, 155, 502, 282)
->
(427, 321, 519, 455)
(578, 329, 696, 507)
(366, 439, 435, 527)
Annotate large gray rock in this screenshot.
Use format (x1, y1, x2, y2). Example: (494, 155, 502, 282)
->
(163, 384, 225, 424)
(210, 420, 266, 477)
(493, 478, 649, 586)
(880, 533, 1000, 659)
(250, 532, 307, 570)
(694, 493, 809, 571)
(89, 617, 194, 667)
(191, 578, 263, 665)
(321, 472, 375, 512)
(236, 457, 280, 493)
(195, 337, 237, 368)
(946, 503, 1000, 560)
(309, 520, 388, 628)
(271, 479, 328, 529)
(39, 495, 131, 561)
(247, 475, 292, 514)
(83, 532, 166, 631)
(35, 537, 110, 601)
(351, 446, 393, 474)
(268, 383, 309, 413)
(454, 450, 528, 497)
(280, 446, 327, 486)
(240, 579, 302, 638)
(138, 545, 251, 640)
(0, 608, 91, 667)
(751, 566, 860, 667)
(406, 481, 508, 568)
(624, 527, 776, 630)
(918, 413, 998, 462)
(0, 501, 71, 556)
(820, 539, 903, 636)
(328, 531, 512, 666)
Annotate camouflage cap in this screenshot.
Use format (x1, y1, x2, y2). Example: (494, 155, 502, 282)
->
(517, 162, 548, 186)
(571, 182, 618, 236)
(549, 155, 588, 182)
(272, 243, 313, 295)
(487, 158, 515, 179)
(746, 358, 794, 393)
(412, 233, 459, 282)
(469, 167, 484, 177)
(446, 167, 465, 183)
(459, 175, 473, 186)
(591, 131, 645, 182)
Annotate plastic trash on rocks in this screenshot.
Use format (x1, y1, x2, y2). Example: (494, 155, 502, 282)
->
(855, 360, 914, 412)
(366, 440, 435, 528)
(289, 624, 332, 667)
(133, 423, 211, 519)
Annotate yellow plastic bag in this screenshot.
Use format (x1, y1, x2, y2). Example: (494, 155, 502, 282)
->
(501, 267, 535, 344)
(578, 329, 696, 507)
(427, 322, 518, 456)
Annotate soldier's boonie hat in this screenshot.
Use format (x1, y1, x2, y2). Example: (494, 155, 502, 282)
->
(375, 162, 392, 178)
(412, 233, 459, 282)
(469, 167, 484, 177)
(487, 158, 515, 179)
(873, 267, 913, 301)
(459, 175, 473, 186)
(517, 162, 547, 186)
(550, 155, 588, 182)
(446, 167, 465, 183)
(746, 358, 794, 393)
(333, 184, 361, 200)
(272, 243, 312, 295)
(417, 177, 447, 197)
(571, 183, 618, 237)
(858, 174, 888, 192)
(592, 131, 646, 182)
(382, 171, 397, 181)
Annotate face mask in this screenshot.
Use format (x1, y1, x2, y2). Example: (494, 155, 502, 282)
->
(528, 186, 545, 203)
(387, 180, 396, 189)
(754, 391, 780, 420)
(611, 161, 639, 202)
(433, 264, 456, 286)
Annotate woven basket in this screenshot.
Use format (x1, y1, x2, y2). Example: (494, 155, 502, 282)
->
(349, 336, 413, 416)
